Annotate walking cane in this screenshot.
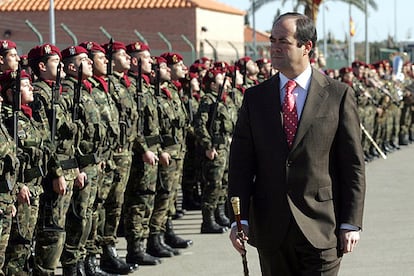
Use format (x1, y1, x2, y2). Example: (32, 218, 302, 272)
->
(231, 197, 249, 276)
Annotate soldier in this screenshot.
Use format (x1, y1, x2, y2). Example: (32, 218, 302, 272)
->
(159, 52, 192, 248)
(0, 40, 20, 73)
(235, 56, 259, 89)
(99, 41, 138, 275)
(27, 43, 84, 276)
(194, 68, 236, 233)
(226, 65, 244, 112)
(58, 45, 106, 275)
(0, 94, 18, 276)
(78, 41, 120, 276)
(123, 41, 162, 265)
(1, 70, 42, 276)
(255, 58, 272, 83)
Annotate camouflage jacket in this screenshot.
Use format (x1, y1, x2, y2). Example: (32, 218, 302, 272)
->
(0, 119, 18, 203)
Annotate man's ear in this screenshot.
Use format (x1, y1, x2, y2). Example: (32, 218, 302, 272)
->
(0, 55, 4, 65)
(303, 41, 313, 56)
(39, 61, 47, 72)
(68, 62, 77, 73)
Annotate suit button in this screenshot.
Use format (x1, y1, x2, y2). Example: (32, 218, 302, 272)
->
(286, 160, 292, 167)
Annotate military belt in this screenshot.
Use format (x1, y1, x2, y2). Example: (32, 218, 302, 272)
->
(161, 135, 179, 147)
(212, 136, 227, 145)
(60, 158, 79, 170)
(145, 135, 162, 147)
(0, 179, 13, 193)
(77, 152, 100, 168)
(23, 165, 45, 183)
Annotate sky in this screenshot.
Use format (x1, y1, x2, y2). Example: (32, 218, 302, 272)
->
(217, 0, 413, 43)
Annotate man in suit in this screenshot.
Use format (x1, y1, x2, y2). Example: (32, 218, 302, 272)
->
(228, 12, 366, 276)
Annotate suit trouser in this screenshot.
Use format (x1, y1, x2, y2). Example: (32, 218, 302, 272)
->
(257, 219, 342, 276)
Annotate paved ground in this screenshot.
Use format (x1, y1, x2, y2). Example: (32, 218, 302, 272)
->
(58, 144, 414, 275)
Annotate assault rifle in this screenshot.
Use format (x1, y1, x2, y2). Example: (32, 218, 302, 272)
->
(106, 38, 113, 77)
(208, 77, 226, 137)
(50, 63, 61, 144)
(12, 67, 21, 145)
(73, 63, 82, 121)
(135, 58, 144, 136)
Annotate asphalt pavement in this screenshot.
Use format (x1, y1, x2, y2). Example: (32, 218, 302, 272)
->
(58, 143, 414, 275)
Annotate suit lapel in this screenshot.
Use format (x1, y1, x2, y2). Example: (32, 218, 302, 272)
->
(291, 69, 330, 150)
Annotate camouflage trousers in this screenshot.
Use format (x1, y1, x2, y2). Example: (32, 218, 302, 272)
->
(201, 148, 228, 211)
(167, 158, 184, 218)
(4, 183, 41, 276)
(97, 149, 132, 246)
(150, 158, 179, 234)
(60, 164, 99, 266)
(0, 197, 14, 276)
(34, 170, 76, 276)
(123, 147, 157, 244)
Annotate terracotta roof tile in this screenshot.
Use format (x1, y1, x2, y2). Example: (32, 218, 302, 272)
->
(0, 0, 244, 14)
(244, 26, 271, 43)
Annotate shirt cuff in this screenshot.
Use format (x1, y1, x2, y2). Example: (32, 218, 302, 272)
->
(231, 220, 249, 229)
(340, 223, 360, 231)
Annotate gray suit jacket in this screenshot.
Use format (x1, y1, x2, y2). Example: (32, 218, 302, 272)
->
(228, 68, 366, 251)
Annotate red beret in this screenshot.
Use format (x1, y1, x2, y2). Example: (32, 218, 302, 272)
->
(351, 60, 366, 68)
(235, 56, 252, 68)
(0, 40, 17, 54)
(0, 69, 31, 94)
(79, 41, 106, 54)
(202, 68, 223, 85)
(194, 57, 211, 65)
(339, 67, 352, 75)
(126, 41, 150, 53)
(61, 46, 88, 59)
(256, 58, 270, 67)
(227, 65, 240, 74)
(213, 61, 229, 73)
(20, 55, 29, 67)
(189, 63, 207, 73)
(102, 41, 127, 53)
(152, 56, 167, 65)
(160, 52, 183, 65)
(28, 43, 62, 61)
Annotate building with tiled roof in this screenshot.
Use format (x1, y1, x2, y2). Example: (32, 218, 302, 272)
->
(0, 0, 247, 63)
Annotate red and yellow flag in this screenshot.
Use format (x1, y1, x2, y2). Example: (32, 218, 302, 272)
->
(349, 16, 355, 37)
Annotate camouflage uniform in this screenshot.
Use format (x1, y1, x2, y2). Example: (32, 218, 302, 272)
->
(59, 76, 105, 269)
(31, 79, 79, 276)
(2, 103, 45, 276)
(194, 85, 236, 233)
(124, 72, 162, 260)
(99, 71, 138, 248)
(0, 121, 18, 276)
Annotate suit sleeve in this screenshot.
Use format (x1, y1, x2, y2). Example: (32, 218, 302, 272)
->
(336, 85, 366, 229)
(228, 90, 256, 222)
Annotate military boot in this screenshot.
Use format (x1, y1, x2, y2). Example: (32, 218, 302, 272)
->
(100, 244, 135, 275)
(201, 207, 227, 234)
(62, 264, 77, 276)
(215, 203, 231, 227)
(159, 232, 181, 255)
(147, 233, 174, 258)
(126, 239, 161, 265)
(85, 254, 119, 276)
(164, 218, 193, 249)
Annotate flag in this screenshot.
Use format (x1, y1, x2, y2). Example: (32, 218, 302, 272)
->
(349, 16, 355, 37)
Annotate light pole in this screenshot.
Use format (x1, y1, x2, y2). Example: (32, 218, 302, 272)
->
(49, 0, 56, 44)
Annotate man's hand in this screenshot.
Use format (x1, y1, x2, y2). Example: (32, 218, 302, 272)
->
(142, 151, 159, 166)
(229, 224, 249, 255)
(75, 172, 88, 189)
(205, 148, 218, 160)
(17, 185, 31, 205)
(53, 175, 67, 195)
(339, 229, 360, 253)
(159, 152, 170, 167)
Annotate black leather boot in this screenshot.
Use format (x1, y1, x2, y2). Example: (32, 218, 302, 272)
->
(85, 254, 119, 276)
(62, 264, 77, 276)
(126, 239, 161, 265)
(100, 244, 135, 275)
(146, 233, 174, 258)
(159, 232, 181, 256)
(215, 204, 231, 227)
(201, 207, 227, 234)
(77, 260, 86, 276)
(164, 218, 193, 249)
